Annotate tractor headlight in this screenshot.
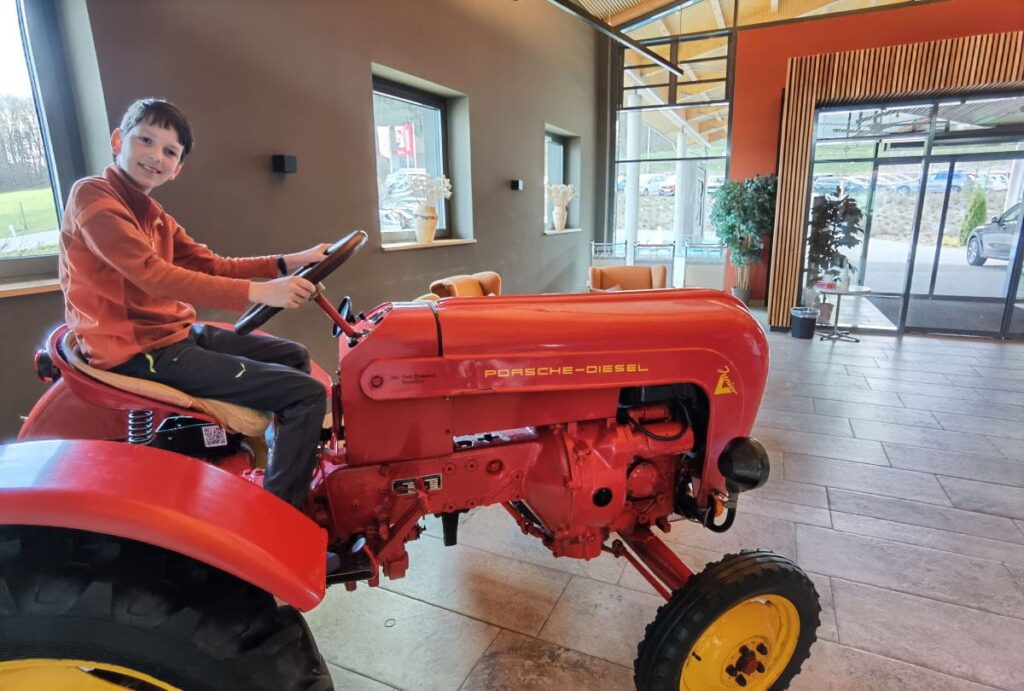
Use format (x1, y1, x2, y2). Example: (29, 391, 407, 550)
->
(718, 437, 770, 493)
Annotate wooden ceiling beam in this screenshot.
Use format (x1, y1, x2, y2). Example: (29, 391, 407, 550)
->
(607, 0, 681, 29)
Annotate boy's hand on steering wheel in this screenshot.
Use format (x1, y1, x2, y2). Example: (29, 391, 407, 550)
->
(283, 243, 332, 272)
(249, 275, 317, 308)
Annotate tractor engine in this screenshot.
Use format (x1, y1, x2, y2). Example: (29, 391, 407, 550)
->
(522, 404, 692, 559)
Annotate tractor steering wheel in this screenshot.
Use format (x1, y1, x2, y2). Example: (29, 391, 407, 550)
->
(234, 230, 368, 335)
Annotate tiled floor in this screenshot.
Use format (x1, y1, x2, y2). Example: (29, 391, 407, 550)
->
(306, 324, 1024, 690)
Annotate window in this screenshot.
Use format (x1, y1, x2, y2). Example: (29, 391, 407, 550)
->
(0, 0, 60, 265)
(372, 77, 451, 242)
(544, 133, 566, 227)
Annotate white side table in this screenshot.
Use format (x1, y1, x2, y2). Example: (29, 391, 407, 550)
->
(817, 286, 872, 342)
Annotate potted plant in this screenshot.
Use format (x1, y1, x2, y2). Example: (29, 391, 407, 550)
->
(409, 174, 453, 244)
(804, 190, 865, 311)
(710, 175, 777, 303)
(546, 183, 577, 231)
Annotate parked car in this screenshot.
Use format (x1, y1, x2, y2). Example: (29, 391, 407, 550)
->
(640, 173, 670, 196)
(658, 176, 678, 196)
(925, 170, 975, 193)
(812, 175, 869, 197)
(965, 202, 1021, 266)
(978, 172, 1010, 191)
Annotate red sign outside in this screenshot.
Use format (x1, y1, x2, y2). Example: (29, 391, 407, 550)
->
(394, 124, 416, 157)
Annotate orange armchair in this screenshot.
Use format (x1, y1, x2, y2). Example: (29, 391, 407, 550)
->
(429, 271, 502, 298)
(588, 265, 667, 292)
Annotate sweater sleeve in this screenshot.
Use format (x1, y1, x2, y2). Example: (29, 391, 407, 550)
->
(75, 189, 255, 311)
(171, 219, 279, 279)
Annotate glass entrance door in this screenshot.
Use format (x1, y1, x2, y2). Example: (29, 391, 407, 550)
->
(906, 156, 1024, 335)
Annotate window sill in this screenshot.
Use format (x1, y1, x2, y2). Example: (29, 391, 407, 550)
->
(382, 238, 477, 252)
(0, 276, 61, 299)
(544, 228, 582, 236)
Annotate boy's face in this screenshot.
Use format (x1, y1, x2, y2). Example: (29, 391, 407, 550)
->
(111, 121, 184, 194)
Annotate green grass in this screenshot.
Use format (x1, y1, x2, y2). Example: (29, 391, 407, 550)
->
(0, 187, 59, 238)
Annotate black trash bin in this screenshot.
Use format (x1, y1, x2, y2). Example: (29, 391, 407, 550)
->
(790, 307, 820, 339)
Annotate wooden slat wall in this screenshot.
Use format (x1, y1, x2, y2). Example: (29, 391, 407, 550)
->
(767, 31, 1024, 328)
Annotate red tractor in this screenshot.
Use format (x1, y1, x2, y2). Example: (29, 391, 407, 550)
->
(0, 232, 819, 690)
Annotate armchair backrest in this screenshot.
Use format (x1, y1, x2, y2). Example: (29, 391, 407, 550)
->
(429, 271, 502, 298)
(588, 265, 668, 291)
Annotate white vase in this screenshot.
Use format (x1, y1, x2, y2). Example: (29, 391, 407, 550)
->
(414, 203, 438, 243)
(552, 205, 568, 231)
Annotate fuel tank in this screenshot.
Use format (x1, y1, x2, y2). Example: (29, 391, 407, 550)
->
(340, 289, 768, 467)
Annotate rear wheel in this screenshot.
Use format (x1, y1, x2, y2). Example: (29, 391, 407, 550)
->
(0, 526, 332, 691)
(635, 550, 819, 691)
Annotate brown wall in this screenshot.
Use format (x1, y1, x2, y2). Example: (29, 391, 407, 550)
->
(0, 0, 609, 439)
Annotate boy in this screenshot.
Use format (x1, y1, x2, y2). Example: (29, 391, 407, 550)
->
(60, 98, 329, 511)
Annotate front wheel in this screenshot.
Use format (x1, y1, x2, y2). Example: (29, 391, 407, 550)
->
(967, 237, 986, 266)
(0, 526, 333, 691)
(635, 550, 819, 691)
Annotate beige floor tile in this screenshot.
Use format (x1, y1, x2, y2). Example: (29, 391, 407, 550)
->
(805, 571, 837, 643)
(756, 408, 855, 437)
(827, 488, 1024, 544)
(866, 378, 985, 400)
(814, 397, 941, 428)
(938, 477, 1024, 520)
(845, 364, 951, 384)
(455, 505, 627, 585)
(785, 454, 951, 505)
(753, 426, 890, 465)
(327, 663, 395, 690)
(831, 579, 1024, 689)
(305, 586, 499, 690)
(661, 509, 797, 559)
(977, 388, 1024, 406)
(461, 630, 634, 691)
(898, 392, 1024, 420)
(763, 382, 905, 407)
(767, 369, 871, 389)
(850, 419, 1001, 455)
(883, 442, 1024, 487)
(538, 577, 662, 668)
(740, 494, 833, 528)
(986, 434, 1024, 461)
(933, 411, 1024, 441)
(947, 373, 1024, 393)
(757, 471, 830, 508)
(382, 538, 571, 636)
(790, 640, 994, 691)
(758, 393, 816, 413)
(1008, 564, 1024, 595)
(796, 525, 1024, 618)
(831, 511, 1024, 567)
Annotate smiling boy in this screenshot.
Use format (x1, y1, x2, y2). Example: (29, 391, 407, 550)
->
(59, 98, 329, 511)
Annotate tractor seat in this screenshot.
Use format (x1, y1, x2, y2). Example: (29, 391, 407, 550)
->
(62, 332, 272, 437)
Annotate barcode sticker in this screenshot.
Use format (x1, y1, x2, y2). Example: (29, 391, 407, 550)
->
(202, 425, 228, 448)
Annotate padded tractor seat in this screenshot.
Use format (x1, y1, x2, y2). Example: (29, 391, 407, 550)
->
(62, 332, 272, 437)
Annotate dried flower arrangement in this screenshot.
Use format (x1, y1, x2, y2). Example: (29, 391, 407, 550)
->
(546, 183, 577, 207)
(409, 175, 453, 205)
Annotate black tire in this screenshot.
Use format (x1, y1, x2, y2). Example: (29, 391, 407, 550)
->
(967, 237, 986, 266)
(635, 550, 819, 691)
(0, 526, 332, 691)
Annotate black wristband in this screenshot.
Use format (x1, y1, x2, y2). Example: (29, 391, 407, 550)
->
(276, 255, 287, 275)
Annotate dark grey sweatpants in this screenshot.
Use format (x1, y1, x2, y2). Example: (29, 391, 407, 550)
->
(111, 324, 325, 508)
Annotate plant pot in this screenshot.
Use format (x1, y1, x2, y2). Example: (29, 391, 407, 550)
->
(731, 286, 751, 304)
(552, 205, 568, 231)
(414, 204, 438, 244)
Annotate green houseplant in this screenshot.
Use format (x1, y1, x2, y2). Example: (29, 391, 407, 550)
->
(710, 174, 777, 303)
(804, 191, 864, 308)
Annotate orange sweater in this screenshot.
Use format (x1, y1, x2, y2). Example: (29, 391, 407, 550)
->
(59, 165, 278, 369)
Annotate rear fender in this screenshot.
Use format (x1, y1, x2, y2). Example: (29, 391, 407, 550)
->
(0, 439, 326, 611)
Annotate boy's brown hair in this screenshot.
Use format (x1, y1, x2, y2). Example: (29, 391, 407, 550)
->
(119, 98, 194, 161)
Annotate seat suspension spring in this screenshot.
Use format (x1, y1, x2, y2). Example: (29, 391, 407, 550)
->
(127, 409, 155, 445)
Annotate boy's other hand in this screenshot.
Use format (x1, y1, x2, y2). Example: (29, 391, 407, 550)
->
(283, 243, 332, 272)
(249, 276, 317, 308)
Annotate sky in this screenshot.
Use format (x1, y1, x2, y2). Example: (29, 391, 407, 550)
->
(1, 0, 33, 98)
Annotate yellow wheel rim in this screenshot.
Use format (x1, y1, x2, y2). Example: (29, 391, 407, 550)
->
(0, 658, 180, 690)
(680, 594, 801, 691)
